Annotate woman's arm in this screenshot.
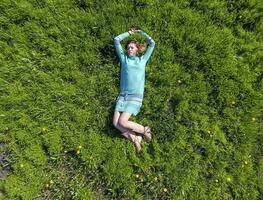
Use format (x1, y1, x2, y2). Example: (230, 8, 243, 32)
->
(139, 30, 156, 62)
(114, 32, 130, 63)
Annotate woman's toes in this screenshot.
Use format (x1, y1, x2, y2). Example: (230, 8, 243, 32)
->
(135, 141, 141, 153)
(144, 126, 152, 142)
(137, 135, 142, 143)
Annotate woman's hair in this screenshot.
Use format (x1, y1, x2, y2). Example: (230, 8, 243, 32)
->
(126, 39, 146, 54)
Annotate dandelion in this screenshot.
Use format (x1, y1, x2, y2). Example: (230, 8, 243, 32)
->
(46, 183, 49, 188)
(231, 101, 235, 105)
(135, 174, 140, 178)
(76, 150, 80, 154)
(252, 117, 256, 122)
(20, 164, 24, 168)
(244, 161, 248, 165)
(87, 156, 93, 160)
(178, 80, 181, 83)
(163, 188, 168, 192)
(215, 179, 218, 183)
(42, 128, 47, 132)
(78, 145, 82, 149)
(227, 177, 231, 182)
(154, 177, 158, 181)
(207, 130, 211, 134)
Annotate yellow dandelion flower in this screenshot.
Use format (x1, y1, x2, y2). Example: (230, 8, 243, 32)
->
(154, 177, 158, 181)
(76, 150, 80, 154)
(163, 188, 168, 192)
(78, 145, 82, 149)
(244, 161, 248, 165)
(252, 117, 256, 121)
(20, 164, 24, 168)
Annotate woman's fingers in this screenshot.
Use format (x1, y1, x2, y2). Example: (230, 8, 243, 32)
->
(129, 28, 140, 33)
(128, 29, 134, 34)
(129, 27, 140, 34)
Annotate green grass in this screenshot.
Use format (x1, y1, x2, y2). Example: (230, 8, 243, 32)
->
(0, 0, 262, 199)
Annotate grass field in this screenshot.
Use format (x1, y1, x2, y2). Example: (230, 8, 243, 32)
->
(0, 0, 262, 199)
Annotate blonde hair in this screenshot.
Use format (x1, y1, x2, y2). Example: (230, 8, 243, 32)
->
(126, 39, 146, 54)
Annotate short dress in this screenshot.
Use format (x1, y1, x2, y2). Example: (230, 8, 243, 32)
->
(115, 92, 143, 116)
(113, 30, 155, 116)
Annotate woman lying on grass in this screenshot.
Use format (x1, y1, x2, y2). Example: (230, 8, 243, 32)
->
(113, 26, 156, 152)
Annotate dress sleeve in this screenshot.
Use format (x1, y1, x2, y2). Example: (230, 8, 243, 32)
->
(114, 32, 130, 63)
(139, 30, 156, 62)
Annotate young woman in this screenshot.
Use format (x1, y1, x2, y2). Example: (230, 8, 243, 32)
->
(112, 27, 156, 152)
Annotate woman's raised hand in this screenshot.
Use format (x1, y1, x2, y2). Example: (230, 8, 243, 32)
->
(128, 26, 141, 34)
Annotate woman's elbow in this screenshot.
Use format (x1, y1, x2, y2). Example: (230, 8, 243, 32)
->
(114, 37, 121, 46)
(114, 37, 120, 42)
(150, 40, 156, 47)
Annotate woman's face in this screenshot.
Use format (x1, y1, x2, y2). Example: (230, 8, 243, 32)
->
(127, 43, 138, 56)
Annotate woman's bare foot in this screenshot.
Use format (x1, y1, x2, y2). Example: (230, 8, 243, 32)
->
(123, 131, 142, 153)
(143, 126, 152, 142)
(134, 135, 142, 153)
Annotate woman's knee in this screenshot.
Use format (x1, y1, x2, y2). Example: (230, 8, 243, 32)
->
(118, 117, 128, 128)
(113, 111, 120, 127)
(113, 117, 119, 128)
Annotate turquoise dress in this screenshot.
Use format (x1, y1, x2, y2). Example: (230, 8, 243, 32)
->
(114, 30, 155, 115)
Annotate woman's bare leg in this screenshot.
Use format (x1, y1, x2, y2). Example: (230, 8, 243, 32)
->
(113, 111, 142, 152)
(118, 112, 152, 142)
(113, 111, 137, 141)
(118, 112, 145, 134)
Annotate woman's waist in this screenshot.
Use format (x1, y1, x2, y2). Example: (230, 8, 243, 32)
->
(119, 92, 143, 98)
(118, 91, 144, 101)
